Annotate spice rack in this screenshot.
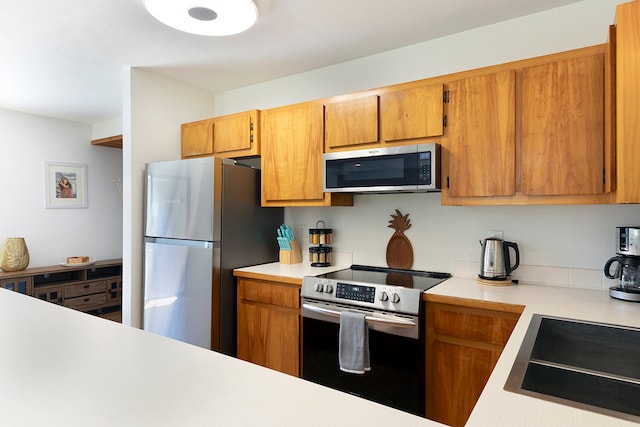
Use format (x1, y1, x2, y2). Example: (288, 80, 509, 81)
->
(309, 220, 332, 267)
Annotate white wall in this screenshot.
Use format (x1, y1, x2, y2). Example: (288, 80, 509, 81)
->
(123, 68, 215, 327)
(211, 0, 635, 277)
(0, 108, 122, 267)
(92, 118, 123, 140)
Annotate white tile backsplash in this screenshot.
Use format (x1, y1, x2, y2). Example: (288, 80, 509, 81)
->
(454, 260, 608, 290)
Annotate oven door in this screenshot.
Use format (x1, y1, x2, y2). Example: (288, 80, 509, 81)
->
(301, 299, 424, 416)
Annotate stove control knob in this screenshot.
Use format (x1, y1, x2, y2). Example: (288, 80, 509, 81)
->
(324, 284, 333, 293)
(390, 293, 401, 303)
(378, 291, 389, 302)
(314, 283, 324, 293)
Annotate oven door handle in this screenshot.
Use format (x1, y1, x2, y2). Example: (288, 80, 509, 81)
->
(302, 302, 417, 328)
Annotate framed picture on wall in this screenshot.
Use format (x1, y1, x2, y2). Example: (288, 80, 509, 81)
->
(44, 161, 88, 208)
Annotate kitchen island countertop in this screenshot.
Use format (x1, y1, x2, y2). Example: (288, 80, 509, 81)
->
(0, 287, 444, 427)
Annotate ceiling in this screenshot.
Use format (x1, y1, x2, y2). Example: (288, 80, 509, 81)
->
(0, 0, 584, 124)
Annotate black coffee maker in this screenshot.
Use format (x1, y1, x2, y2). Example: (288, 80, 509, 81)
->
(605, 226, 640, 302)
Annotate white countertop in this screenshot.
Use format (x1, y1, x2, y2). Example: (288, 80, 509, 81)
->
(0, 288, 443, 427)
(233, 261, 350, 281)
(427, 277, 640, 427)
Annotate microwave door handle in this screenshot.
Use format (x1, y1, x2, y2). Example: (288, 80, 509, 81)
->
(301, 302, 416, 328)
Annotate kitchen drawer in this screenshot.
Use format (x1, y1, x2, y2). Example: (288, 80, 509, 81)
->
(238, 278, 300, 309)
(64, 280, 107, 299)
(64, 293, 107, 311)
(431, 304, 520, 346)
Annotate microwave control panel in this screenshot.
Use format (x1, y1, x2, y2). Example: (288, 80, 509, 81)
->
(418, 151, 432, 185)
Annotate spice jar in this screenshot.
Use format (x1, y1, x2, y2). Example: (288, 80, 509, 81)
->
(309, 229, 319, 245)
(318, 228, 332, 245)
(318, 246, 332, 265)
(309, 247, 320, 264)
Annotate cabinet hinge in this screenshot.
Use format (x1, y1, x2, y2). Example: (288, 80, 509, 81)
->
(250, 120, 254, 144)
(250, 135, 254, 143)
(443, 115, 448, 128)
(250, 122, 254, 131)
(443, 90, 450, 103)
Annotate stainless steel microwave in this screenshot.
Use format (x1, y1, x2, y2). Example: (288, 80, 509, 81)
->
(323, 143, 441, 193)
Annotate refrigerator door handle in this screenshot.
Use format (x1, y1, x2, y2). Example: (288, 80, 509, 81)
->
(144, 237, 220, 249)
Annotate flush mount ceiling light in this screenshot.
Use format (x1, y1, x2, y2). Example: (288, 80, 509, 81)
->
(144, 0, 258, 36)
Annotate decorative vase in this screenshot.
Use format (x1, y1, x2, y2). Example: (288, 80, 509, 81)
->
(0, 238, 30, 272)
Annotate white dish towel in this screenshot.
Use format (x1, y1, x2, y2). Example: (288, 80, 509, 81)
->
(338, 310, 371, 374)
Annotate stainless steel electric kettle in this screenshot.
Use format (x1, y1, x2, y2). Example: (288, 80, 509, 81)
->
(479, 237, 520, 280)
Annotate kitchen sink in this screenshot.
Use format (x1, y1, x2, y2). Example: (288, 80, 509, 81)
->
(504, 314, 640, 422)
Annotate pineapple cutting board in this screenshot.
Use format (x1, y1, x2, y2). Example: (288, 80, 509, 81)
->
(386, 209, 414, 269)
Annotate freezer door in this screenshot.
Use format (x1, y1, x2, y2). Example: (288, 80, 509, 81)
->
(143, 238, 214, 349)
(145, 157, 215, 241)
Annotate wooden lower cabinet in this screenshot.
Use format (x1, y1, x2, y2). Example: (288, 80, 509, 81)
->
(0, 259, 122, 322)
(0, 276, 33, 295)
(425, 297, 523, 427)
(236, 277, 301, 377)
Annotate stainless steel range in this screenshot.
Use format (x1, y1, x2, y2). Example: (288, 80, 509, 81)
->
(300, 265, 451, 416)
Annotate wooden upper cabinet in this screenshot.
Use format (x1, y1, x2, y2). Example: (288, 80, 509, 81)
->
(604, 24, 617, 195)
(181, 119, 214, 158)
(446, 70, 517, 198)
(615, 0, 640, 203)
(521, 54, 605, 196)
(213, 110, 260, 158)
(181, 110, 260, 159)
(261, 101, 353, 207)
(380, 84, 444, 142)
(324, 94, 379, 151)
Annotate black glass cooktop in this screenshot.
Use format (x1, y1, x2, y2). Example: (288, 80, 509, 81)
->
(319, 265, 451, 291)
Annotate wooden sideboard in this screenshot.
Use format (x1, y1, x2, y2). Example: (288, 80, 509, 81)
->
(0, 259, 122, 322)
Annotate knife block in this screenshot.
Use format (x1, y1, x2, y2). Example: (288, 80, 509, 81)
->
(279, 239, 302, 264)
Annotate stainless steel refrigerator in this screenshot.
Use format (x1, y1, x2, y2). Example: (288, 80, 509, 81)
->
(143, 157, 283, 355)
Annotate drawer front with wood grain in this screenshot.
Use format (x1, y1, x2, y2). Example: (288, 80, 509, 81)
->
(238, 278, 300, 309)
(64, 280, 107, 299)
(432, 304, 520, 346)
(64, 293, 107, 311)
